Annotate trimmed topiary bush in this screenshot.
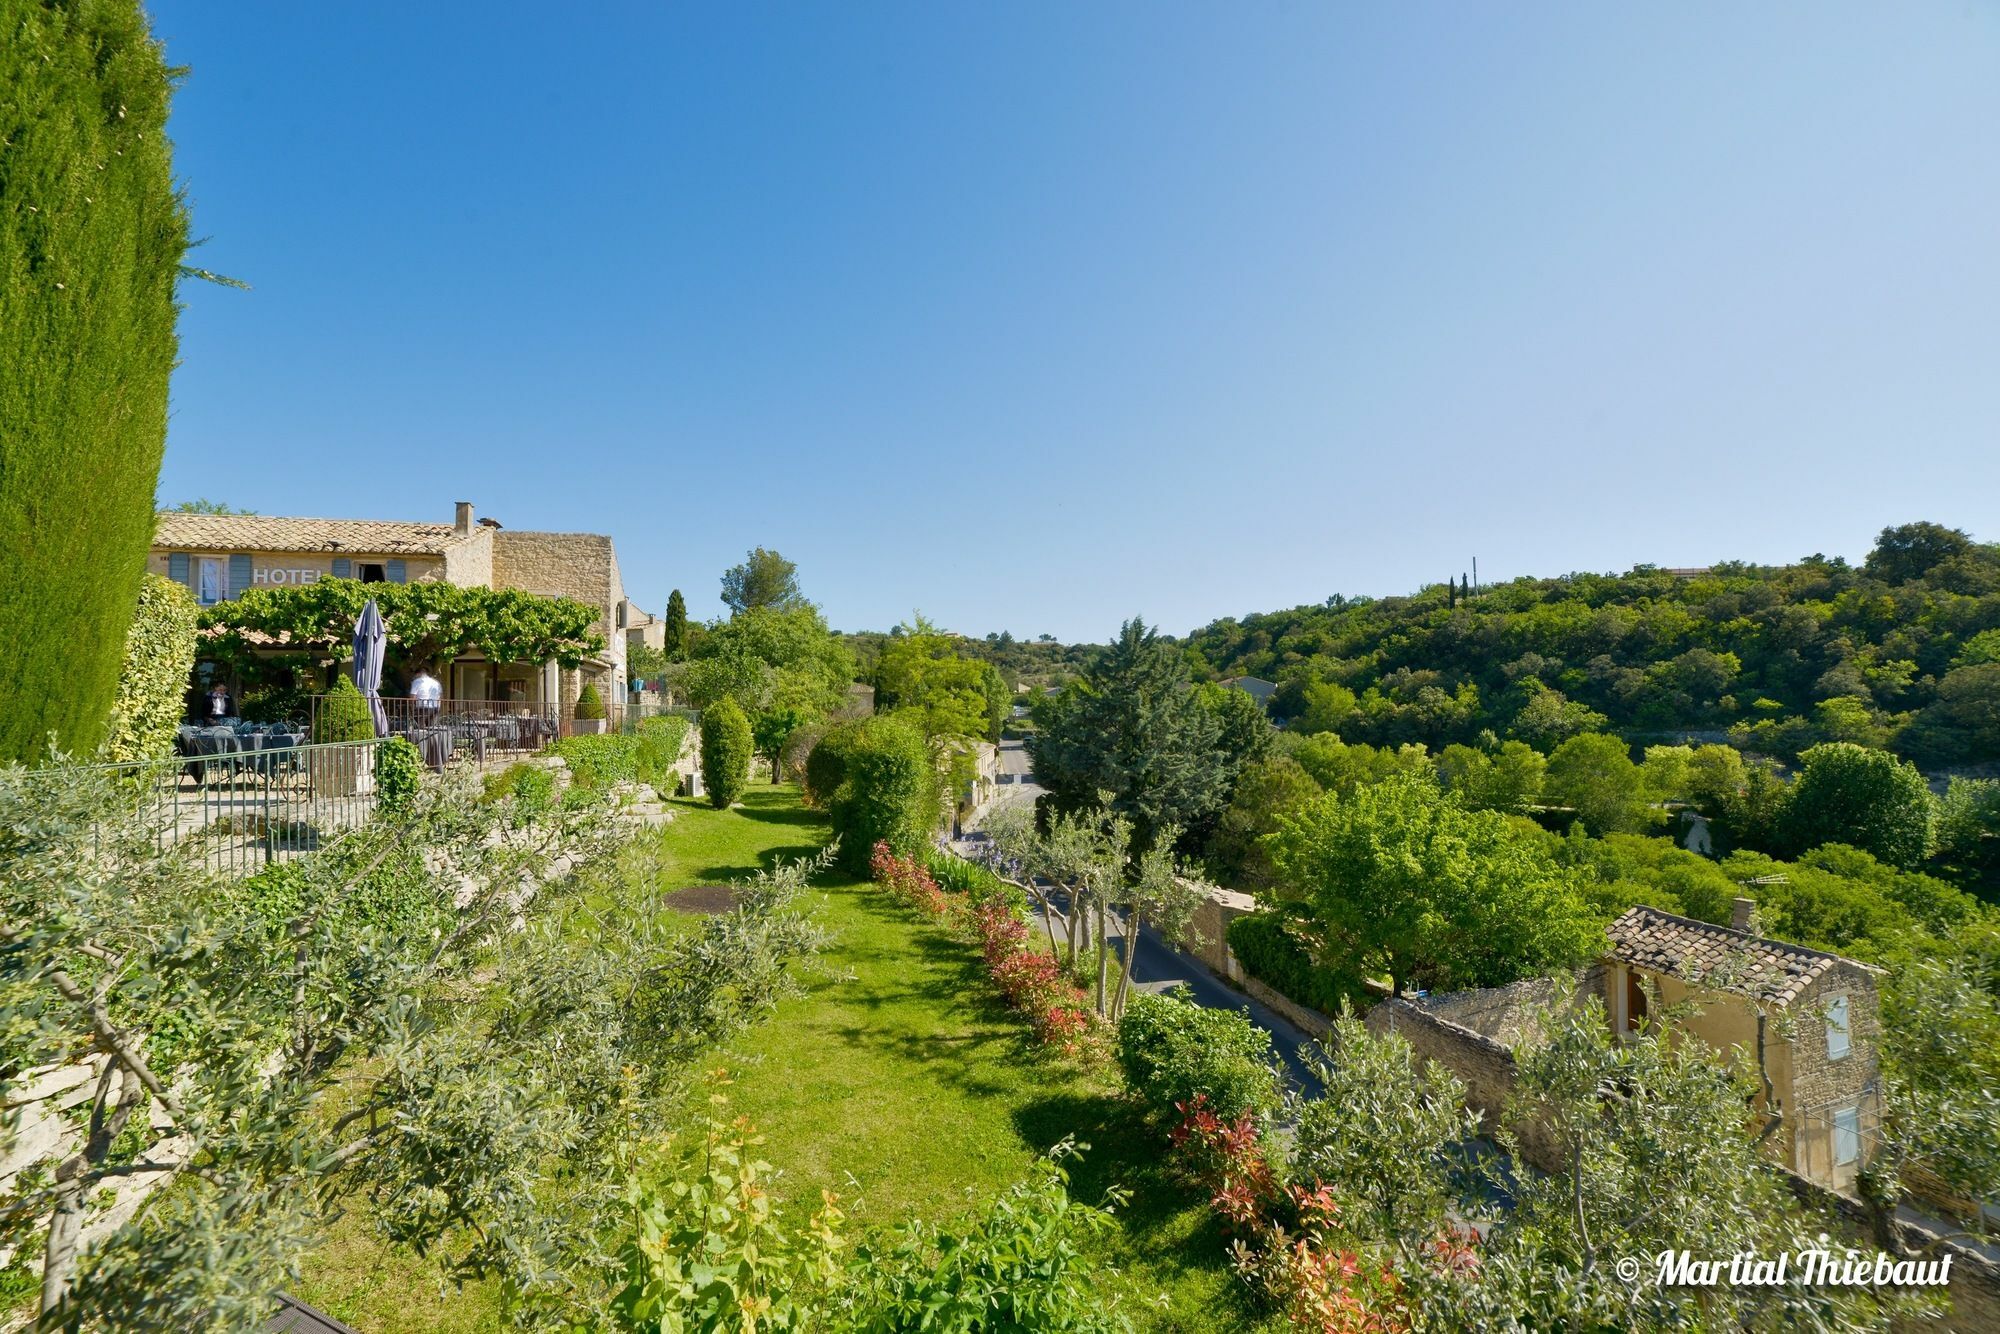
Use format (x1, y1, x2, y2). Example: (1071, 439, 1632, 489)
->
(802, 726, 856, 809)
(376, 736, 422, 812)
(824, 714, 939, 875)
(99, 574, 199, 762)
(574, 682, 606, 721)
(700, 698, 752, 808)
(0, 1, 191, 763)
(312, 677, 376, 744)
(1116, 990, 1280, 1124)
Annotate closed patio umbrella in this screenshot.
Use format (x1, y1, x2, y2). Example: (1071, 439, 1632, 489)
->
(352, 599, 390, 737)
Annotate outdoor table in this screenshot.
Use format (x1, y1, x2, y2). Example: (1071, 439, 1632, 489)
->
(244, 731, 307, 777)
(409, 726, 453, 772)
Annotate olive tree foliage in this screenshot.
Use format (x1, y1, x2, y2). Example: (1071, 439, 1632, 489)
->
(982, 801, 1206, 1024)
(1299, 1003, 1903, 1330)
(1861, 953, 2000, 1253)
(0, 760, 831, 1329)
(0, 0, 191, 764)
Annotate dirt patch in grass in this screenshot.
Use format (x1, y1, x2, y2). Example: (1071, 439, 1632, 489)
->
(662, 884, 741, 914)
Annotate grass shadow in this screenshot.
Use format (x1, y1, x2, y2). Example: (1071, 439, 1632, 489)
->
(1011, 1090, 1272, 1332)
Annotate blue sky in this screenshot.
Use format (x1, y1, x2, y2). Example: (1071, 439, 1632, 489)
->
(152, 2, 2000, 642)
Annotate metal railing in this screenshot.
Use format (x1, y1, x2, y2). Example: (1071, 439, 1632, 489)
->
(53, 738, 390, 879)
(309, 695, 564, 756)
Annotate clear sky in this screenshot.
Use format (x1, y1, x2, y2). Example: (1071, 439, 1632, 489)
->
(151, 2, 2000, 643)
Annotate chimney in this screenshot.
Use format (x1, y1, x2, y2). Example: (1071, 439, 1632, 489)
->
(1731, 897, 1756, 932)
(454, 501, 474, 536)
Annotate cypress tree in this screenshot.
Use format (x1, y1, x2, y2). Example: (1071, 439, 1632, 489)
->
(0, 0, 191, 762)
(662, 588, 688, 660)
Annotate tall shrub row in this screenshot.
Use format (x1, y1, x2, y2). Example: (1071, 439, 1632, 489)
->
(98, 574, 199, 762)
(818, 715, 939, 874)
(1, 0, 191, 763)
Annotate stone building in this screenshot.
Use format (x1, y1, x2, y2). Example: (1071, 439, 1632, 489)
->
(1364, 901, 1883, 1192)
(150, 501, 629, 710)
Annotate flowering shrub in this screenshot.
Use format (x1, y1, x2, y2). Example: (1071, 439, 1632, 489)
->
(871, 843, 1095, 1052)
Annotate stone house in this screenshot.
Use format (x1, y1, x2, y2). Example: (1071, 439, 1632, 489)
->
(1605, 903, 1883, 1193)
(1365, 900, 1883, 1192)
(150, 501, 629, 712)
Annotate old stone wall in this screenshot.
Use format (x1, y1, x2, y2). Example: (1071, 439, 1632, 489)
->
(491, 530, 628, 694)
(1364, 996, 1566, 1173)
(443, 526, 495, 588)
(1185, 884, 1257, 977)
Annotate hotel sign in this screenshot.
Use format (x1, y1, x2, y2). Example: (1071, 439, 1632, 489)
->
(252, 566, 323, 586)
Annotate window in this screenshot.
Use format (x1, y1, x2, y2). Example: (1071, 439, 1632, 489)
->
(358, 563, 387, 584)
(1832, 1104, 1861, 1167)
(1826, 995, 1851, 1061)
(1623, 968, 1649, 1034)
(197, 557, 225, 606)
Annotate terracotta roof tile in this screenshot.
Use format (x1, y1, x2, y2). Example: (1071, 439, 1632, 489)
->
(1606, 906, 1853, 1005)
(154, 512, 473, 556)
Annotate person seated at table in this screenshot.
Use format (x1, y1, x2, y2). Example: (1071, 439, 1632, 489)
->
(410, 668, 443, 722)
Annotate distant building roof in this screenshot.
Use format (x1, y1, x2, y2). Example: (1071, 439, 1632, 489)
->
(1220, 676, 1277, 704)
(1607, 906, 1867, 1005)
(155, 511, 475, 556)
(1663, 567, 1712, 579)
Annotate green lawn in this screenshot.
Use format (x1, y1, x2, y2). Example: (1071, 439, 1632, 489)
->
(296, 785, 1268, 1331)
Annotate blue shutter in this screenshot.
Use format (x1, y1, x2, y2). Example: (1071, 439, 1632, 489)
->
(385, 559, 407, 583)
(331, 558, 351, 579)
(167, 552, 189, 586)
(228, 554, 252, 599)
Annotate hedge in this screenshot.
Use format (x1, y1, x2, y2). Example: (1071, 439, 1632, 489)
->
(0, 0, 190, 763)
(1116, 990, 1280, 1124)
(1225, 911, 1371, 1016)
(99, 574, 199, 762)
(547, 715, 690, 791)
(820, 714, 939, 874)
(923, 847, 1028, 915)
(699, 699, 752, 808)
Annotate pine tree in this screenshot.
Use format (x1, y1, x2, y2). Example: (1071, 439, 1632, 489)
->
(0, 0, 190, 762)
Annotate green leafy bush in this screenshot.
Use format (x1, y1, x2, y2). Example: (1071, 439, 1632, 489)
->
(1225, 912, 1370, 1015)
(821, 715, 938, 874)
(700, 698, 753, 809)
(1116, 990, 1280, 1124)
(547, 716, 690, 792)
(923, 848, 1027, 915)
(376, 736, 422, 813)
(802, 724, 855, 808)
(99, 574, 199, 762)
(573, 682, 606, 721)
(0, 0, 190, 764)
(635, 714, 690, 785)
(311, 677, 375, 744)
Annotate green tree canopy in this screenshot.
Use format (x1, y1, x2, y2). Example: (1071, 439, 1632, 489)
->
(199, 579, 604, 679)
(1544, 732, 1658, 835)
(1, 0, 191, 762)
(1781, 741, 1933, 869)
(679, 604, 856, 721)
(874, 618, 1009, 742)
(1028, 618, 1231, 850)
(1269, 771, 1603, 995)
(719, 546, 803, 615)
